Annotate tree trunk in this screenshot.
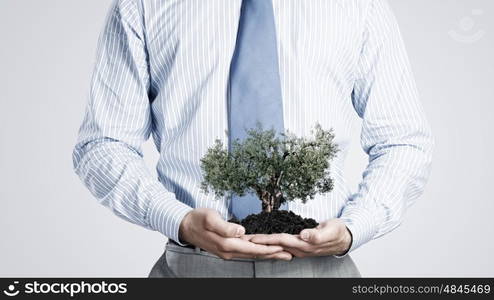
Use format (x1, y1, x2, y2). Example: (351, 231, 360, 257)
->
(261, 191, 283, 213)
(261, 191, 272, 213)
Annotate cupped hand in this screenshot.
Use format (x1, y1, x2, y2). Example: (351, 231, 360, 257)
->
(249, 219, 352, 257)
(179, 208, 293, 261)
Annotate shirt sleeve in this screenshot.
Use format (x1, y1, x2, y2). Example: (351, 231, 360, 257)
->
(72, 0, 193, 245)
(339, 0, 434, 253)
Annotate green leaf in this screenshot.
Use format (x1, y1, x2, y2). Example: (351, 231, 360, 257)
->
(199, 123, 339, 210)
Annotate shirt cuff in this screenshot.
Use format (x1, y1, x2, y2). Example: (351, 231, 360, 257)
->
(333, 226, 353, 258)
(336, 205, 378, 256)
(147, 187, 194, 246)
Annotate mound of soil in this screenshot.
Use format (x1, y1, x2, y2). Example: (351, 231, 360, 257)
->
(229, 210, 318, 234)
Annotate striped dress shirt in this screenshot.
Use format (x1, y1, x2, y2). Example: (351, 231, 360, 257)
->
(73, 0, 434, 253)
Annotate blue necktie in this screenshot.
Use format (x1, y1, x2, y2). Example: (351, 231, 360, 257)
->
(228, 0, 286, 219)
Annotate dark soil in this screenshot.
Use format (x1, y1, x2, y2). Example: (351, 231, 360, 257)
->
(229, 210, 318, 234)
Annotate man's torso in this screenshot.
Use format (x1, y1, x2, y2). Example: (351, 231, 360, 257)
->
(137, 0, 371, 221)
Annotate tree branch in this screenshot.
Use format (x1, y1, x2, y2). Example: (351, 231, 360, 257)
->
(276, 170, 284, 187)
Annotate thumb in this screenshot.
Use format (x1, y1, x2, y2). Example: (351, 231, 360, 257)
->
(205, 213, 245, 238)
(300, 228, 323, 244)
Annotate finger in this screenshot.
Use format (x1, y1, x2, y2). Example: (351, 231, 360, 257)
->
(230, 251, 293, 261)
(219, 238, 284, 256)
(250, 233, 309, 249)
(299, 228, 325, 244)
(284, 247, 308, 258)
(300, 224, 338, 245)
(204, 213, 245, 238)
(239, 234, 256, 241)
(285, 245, 330, 257)
(284, 240, 344, 257)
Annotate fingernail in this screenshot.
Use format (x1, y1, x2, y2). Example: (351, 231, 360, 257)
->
(235, 227, 244, 237)
(301, 231, 310, 241)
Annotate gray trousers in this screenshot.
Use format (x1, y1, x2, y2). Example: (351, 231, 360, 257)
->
(148, 241, 361, 278)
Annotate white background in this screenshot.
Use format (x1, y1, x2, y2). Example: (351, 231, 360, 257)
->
(1, 0, 493, 276)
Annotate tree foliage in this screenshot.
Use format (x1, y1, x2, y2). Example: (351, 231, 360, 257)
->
(200, 123, 338, 212)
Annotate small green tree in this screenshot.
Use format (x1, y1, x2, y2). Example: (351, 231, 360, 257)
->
(200, 123, 338, 213)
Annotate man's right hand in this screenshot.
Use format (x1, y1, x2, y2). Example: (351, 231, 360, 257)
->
(179, 208, 292, 261)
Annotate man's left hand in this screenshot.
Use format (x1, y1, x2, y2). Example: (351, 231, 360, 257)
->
(249, 219, 352, 258)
